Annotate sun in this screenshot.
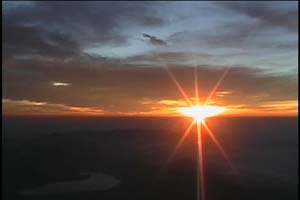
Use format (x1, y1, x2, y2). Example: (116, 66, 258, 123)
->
(177, 105, 225, 122)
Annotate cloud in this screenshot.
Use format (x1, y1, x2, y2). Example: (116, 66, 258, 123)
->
(166, 2, 297, 62)
(2, 54, 297, 115)
(125, 51, 218, 67)
(168, 22, 297, 52)
(3, 23, 80, 60)
(2, 2, 297, 116)
(143, 33, 167, 46)
(226, 100, 298, 116)
(3, 2, 165, 60)
(216, 1, 298, 31)
(52, 82, 71, 87)
(3, 2, 163, 56)
(3, 98, 104, 116)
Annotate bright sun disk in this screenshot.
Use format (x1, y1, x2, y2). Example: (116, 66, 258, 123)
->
(177, 105, 225, 122)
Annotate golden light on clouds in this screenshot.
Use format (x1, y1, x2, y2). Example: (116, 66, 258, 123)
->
(222, 100, 298, 116)
(52, 82, 71, 86)
(157, 99, 188, 106)
(2, 97, 298, 117)
(2, 98, 103, 116)
(2, 99, 47, 106)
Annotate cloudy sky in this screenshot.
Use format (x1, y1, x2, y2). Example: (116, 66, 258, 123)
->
(2, 1, 298, 116)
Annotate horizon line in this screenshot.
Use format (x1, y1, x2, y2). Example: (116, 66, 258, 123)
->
(2, 113, 298, 118)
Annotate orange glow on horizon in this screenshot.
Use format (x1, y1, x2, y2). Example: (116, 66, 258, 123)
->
(2, 98, 297, 117)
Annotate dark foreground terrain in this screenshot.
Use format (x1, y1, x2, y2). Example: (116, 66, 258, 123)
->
(2, 116, 298, 200)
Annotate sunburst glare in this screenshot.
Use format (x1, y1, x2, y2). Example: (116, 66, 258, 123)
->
(161, 66, 237, 200)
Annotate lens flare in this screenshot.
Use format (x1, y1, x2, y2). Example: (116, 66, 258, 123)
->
(154, 51, 236, 200)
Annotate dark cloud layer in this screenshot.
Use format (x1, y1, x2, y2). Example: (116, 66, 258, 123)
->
(3, 2, 165, 60)
(3, 23, 80, 60)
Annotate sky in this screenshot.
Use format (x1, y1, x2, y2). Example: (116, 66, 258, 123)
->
(2, 1, 298, 116)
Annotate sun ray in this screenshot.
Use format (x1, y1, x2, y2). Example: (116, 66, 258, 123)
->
(153, 47, 233, 200)
(165, 119, 196, 165)
(194, 66, 199, 105)
(204, 68, 230, 105)
(202, 121, 238, 175)
(165, 67, 193, 106)
(154, 53, 193, 106)
(196, 121, 205, 200)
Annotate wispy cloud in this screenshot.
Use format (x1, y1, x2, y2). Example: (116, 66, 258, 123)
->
(143, 33, 167, 46)
(3, 98, 104, 116)
(216, 1, 298, 31)
(52, 82, 71, 86)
